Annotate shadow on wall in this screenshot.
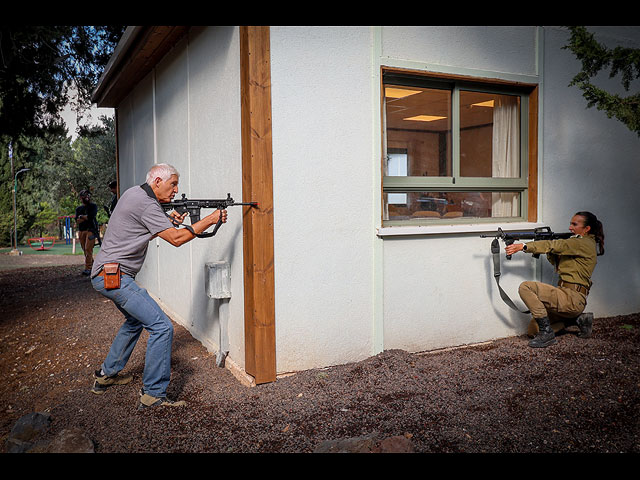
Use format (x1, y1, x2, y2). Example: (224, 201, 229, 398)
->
(480, 249, 534, 332)
(190, 218, 243, 367)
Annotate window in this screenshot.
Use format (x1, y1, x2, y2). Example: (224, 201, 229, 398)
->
(382, 71, 535, 225)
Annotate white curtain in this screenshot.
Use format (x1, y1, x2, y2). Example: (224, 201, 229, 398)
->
(491, 95, 519, 217)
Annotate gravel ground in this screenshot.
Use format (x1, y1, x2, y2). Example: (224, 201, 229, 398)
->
(1, 257, 639, 454)
(0, 253, 86, 270)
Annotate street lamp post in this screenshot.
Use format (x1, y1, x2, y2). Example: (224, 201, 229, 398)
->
(10, 166, 30, 256)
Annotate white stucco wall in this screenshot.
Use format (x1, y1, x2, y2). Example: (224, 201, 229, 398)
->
(378, 26, 640, 351)
(378, 27, 542, 351)
(270, 25, 640, 364)
(270, 27, 375, 371)
(115, 27, 246, 366)
(381, 26, 538, 76)
(114, 25, 640, 376)
(540, 27, 640, 316)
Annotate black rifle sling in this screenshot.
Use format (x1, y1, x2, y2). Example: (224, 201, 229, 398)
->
(491, 239, 530, 314)
(176, 220, 220, 239)
(190, 214, 223, 238)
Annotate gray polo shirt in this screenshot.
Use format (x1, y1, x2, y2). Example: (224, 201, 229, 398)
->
(91, 184, 174, 277)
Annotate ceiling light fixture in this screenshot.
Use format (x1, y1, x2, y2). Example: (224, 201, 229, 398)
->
(385, 87, 422, 99)
(471, 100, 495, 108)
(403, 115, 446, 122)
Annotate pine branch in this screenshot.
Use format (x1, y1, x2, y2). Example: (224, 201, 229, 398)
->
(564, 26, 640, 136)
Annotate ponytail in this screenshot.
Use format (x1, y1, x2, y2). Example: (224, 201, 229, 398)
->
(575, 211, 605, 256)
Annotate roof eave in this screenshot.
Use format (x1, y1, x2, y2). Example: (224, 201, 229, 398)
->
(92, 26, 190, 108)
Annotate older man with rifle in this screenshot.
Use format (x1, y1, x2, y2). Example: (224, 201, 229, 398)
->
(89, 163, 227, 410)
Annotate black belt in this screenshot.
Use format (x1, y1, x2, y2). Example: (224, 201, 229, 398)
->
(558, 280, 589, 296)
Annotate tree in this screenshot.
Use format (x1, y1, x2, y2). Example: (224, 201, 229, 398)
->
(0, 129, 73, 245)
(564, 26, 640, 136)
(0, 25, 124, 247)
(31, 201, 58, 237)
(66, 116, 117, 224)
(0, 26, 125, 140)
(0, 116, 116, 247)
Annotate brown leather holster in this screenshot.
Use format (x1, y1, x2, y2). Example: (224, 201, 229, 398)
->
(100, 263, 122, 290)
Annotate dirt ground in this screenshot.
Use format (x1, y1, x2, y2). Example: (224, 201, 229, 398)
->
(0, 253, 86, 271)
(1, 253, 639, 454)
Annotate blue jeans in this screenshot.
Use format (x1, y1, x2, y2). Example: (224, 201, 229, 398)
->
(91, 274, 174, 397)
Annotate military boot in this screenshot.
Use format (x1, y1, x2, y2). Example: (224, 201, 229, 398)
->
(576, 312, 594, 338)
(528, 317, 557, 348)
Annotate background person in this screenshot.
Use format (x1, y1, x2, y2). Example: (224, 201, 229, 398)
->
(75, 190, 99, 275)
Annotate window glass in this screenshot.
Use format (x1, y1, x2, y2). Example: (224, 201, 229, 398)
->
(382, 72, 530, 225)
(384, 85, 451, 177)
(383, 191, 522, 221)
(387, 149, 408, 204)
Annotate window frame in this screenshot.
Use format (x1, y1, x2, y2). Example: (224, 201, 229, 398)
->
(381, 68, 539, 226)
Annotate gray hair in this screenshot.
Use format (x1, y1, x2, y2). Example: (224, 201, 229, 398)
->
(146, 163, 180, 184)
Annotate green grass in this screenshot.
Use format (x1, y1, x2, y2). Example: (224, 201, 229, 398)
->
(0, 241, 100, 256)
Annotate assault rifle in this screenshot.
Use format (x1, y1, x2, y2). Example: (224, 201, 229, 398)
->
(480, 226, 572, 259)
(162, 193, 258, 238)
(480, 226, 572, 313)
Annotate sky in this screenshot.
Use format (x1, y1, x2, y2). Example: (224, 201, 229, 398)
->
(60, 87, 114, 140)
(61, 103, 114, 141)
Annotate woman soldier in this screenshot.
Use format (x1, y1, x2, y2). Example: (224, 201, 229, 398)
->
(505, 211, 605, 348)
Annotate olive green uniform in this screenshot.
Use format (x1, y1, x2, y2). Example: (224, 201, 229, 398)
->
(518, 234, 597, 335)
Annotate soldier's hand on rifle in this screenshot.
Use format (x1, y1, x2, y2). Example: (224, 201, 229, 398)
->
(205, 209, 227, 225)
(168, 210, 188, 225)
(505, 243, 525, 256)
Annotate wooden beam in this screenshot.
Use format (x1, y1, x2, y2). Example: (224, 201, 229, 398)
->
(240, 26, 276, 384)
